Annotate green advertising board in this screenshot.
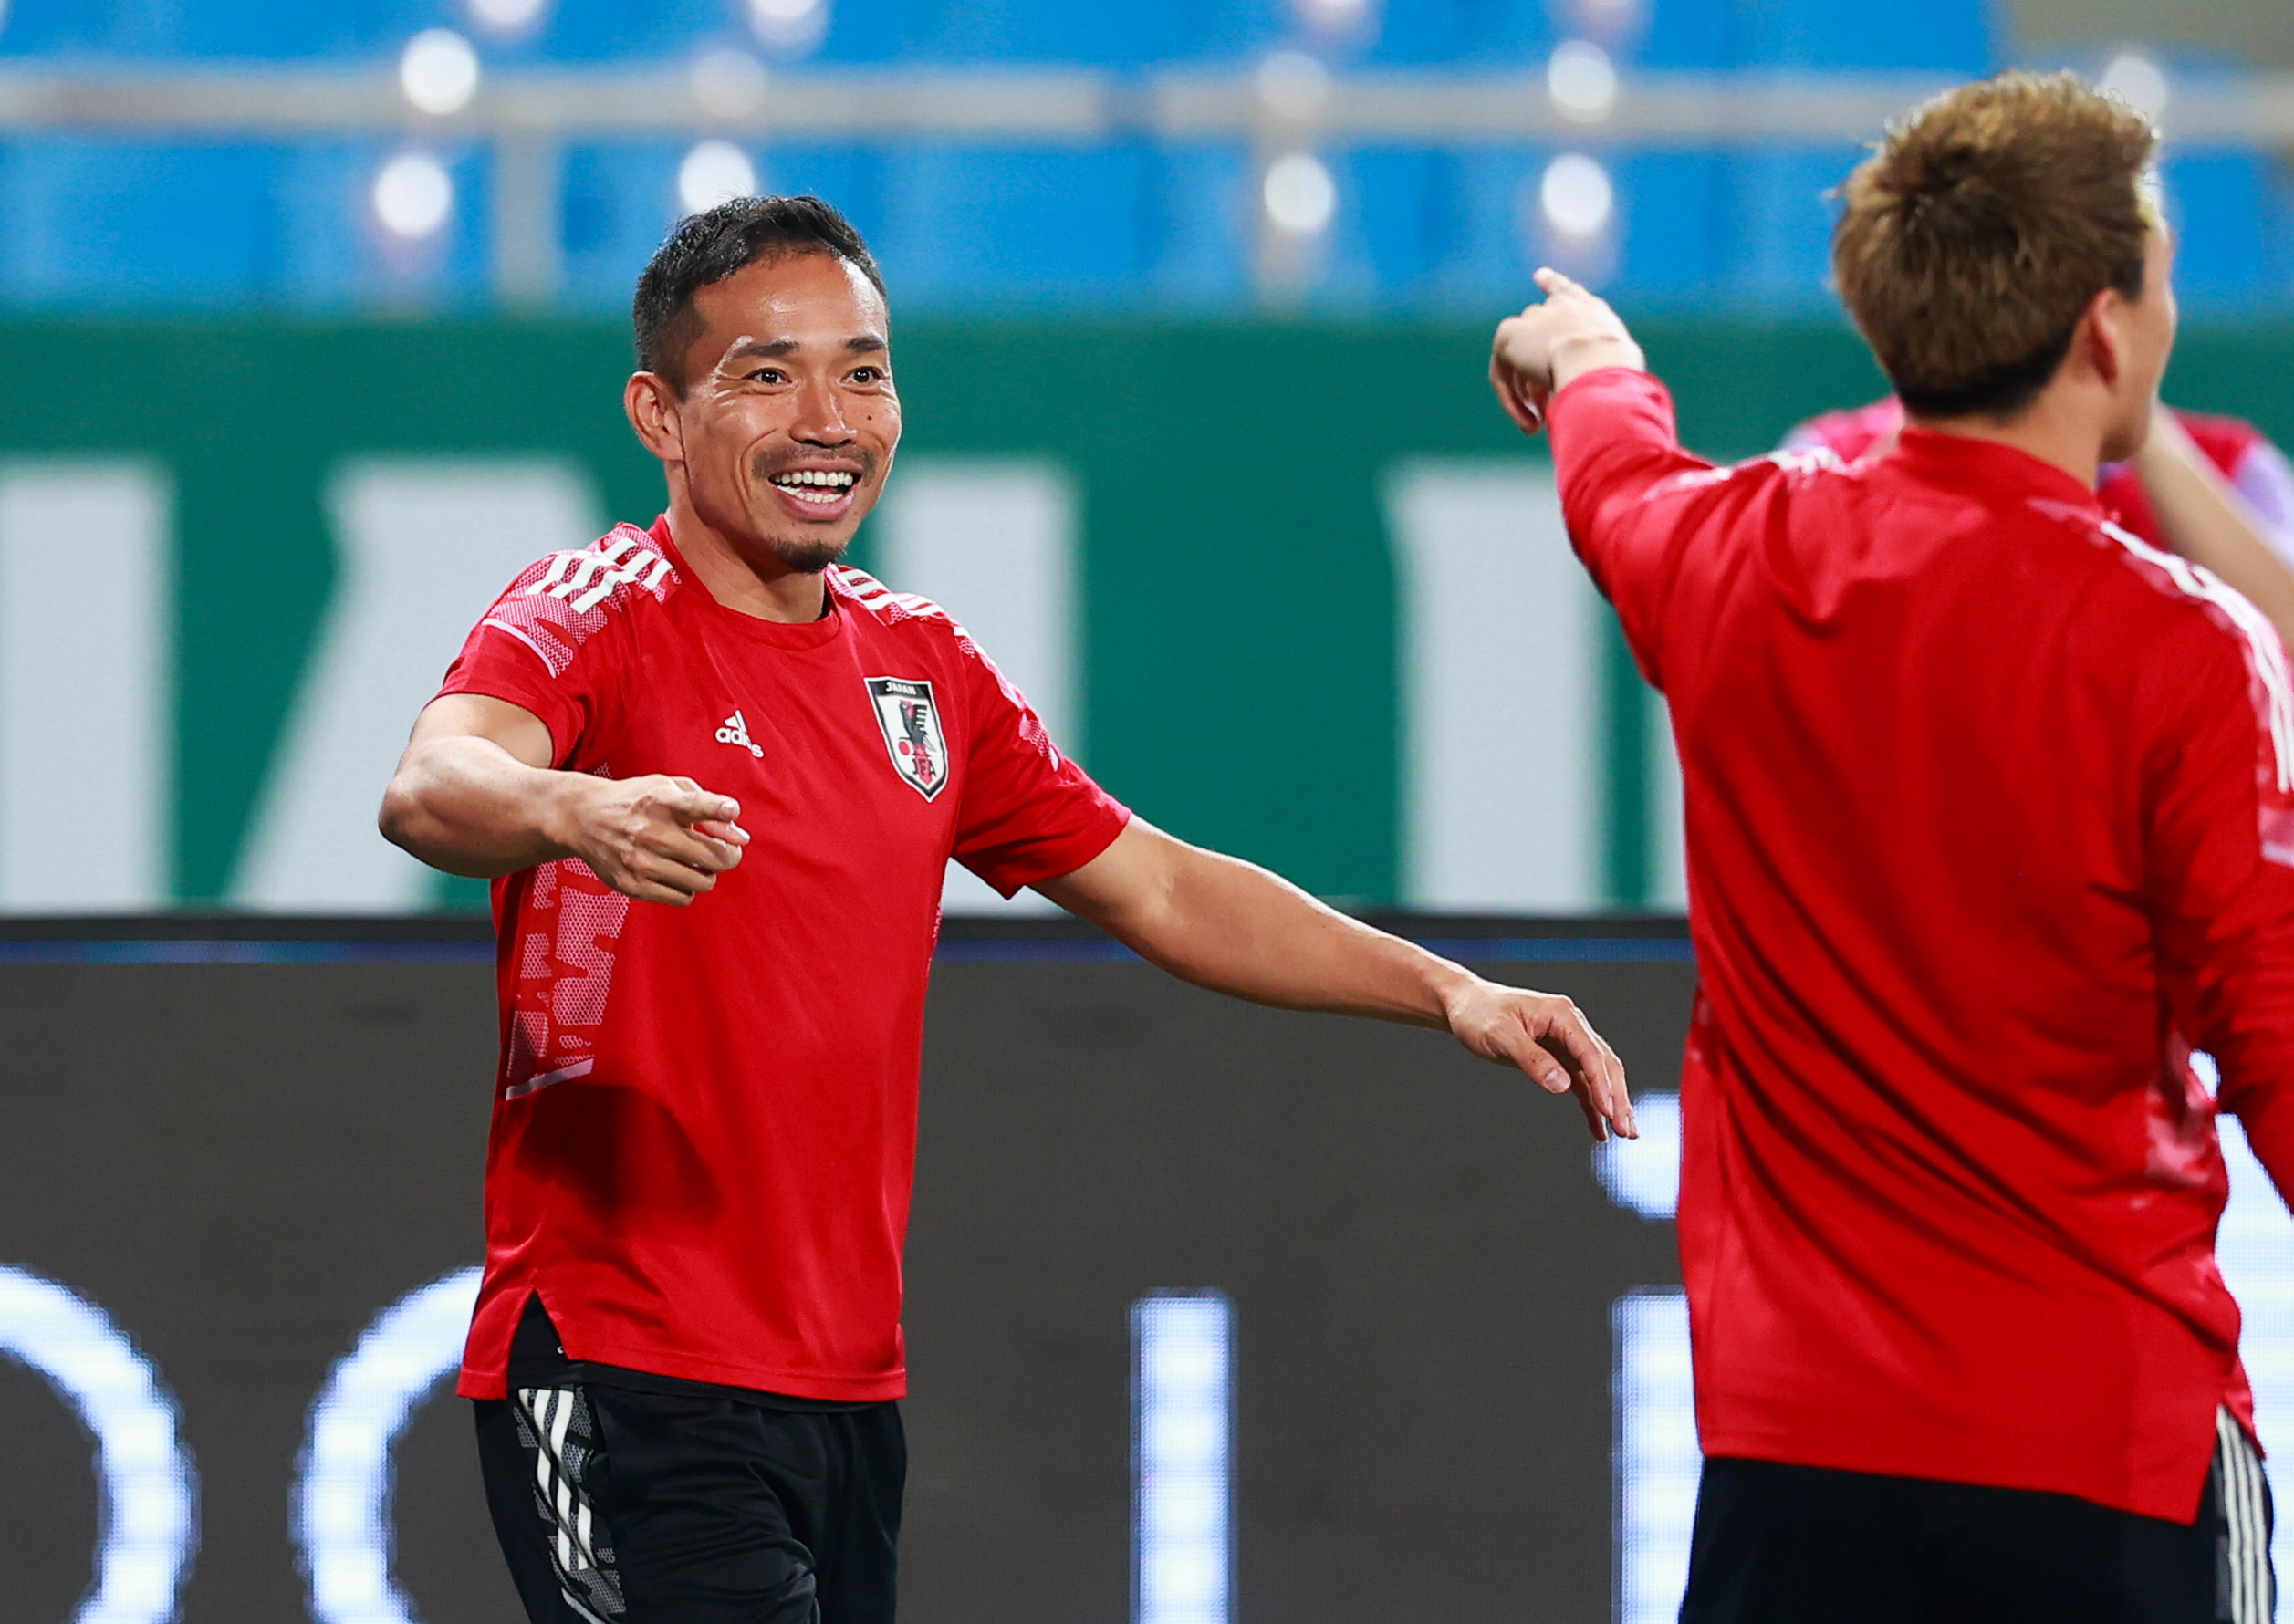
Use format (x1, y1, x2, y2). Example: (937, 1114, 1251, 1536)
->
(0, 313, 2283, 914)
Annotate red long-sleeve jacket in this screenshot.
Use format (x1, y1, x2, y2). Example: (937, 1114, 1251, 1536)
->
(1552, 366, 2294, 1520)
(1787, 394, 2294, 559)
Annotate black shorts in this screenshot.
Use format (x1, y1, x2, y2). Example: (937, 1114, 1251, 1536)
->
(1681, 1410, 2275, 1624)
(473, 1384, 905, 1624)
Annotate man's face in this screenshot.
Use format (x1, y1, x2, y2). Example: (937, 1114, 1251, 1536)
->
(2102, 226, 2178, 463)
(669, 252, 900, 573)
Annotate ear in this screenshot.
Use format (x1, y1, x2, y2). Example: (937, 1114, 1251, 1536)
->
(624, 372, 685, 464)
(2080, 287, 2127, 390)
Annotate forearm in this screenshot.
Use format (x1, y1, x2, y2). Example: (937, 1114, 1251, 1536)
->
(1549, 333, 1646, 393)
(1545, 363, 1711, 649)
(1042, 822, 1632, 1136)
(2132, 417, 2294, 649)
(1087, 846, 1475, 1027)
(379, 736, 582, 878)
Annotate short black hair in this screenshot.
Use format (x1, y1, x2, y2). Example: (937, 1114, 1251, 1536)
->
(631, 194, 885, 390)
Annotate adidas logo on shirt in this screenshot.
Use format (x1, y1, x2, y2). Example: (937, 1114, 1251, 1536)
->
(714, 710, 764, 758)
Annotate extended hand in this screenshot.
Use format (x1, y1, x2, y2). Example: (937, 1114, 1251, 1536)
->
(1488, 266, 1646, 435)
(555, 774, 749, 906)
(1444, 977, 1635, 1141)
(2129, 393, 2197, 478)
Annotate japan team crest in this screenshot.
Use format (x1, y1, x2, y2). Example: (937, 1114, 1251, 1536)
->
(864, 677, 950, 801)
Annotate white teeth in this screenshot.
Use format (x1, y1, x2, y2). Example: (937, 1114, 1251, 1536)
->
(770, 469, 857, 509)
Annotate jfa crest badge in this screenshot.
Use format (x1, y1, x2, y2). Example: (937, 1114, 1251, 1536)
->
(864, 677, 950, 801)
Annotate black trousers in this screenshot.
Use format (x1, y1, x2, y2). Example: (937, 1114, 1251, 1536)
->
(1682, 1411, 2275, 1624)
(474, 1385, 904, 1624)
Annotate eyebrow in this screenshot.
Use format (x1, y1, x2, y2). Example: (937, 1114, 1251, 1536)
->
(725, 334, 889, 362)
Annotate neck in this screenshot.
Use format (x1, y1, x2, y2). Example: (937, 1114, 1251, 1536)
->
(663, 486, 831, 623)
(1905, 395, 2106, 491)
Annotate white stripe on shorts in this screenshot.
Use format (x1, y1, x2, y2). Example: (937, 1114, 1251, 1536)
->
(2217, 1406, 2275, 1624)
(516, 1385, 623, 1624)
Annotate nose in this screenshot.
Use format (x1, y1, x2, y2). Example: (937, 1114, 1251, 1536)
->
(789, 375, 854, 446)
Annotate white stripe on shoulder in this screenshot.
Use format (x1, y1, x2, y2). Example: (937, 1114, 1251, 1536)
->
(2037, 500, 2294, 794)
(830, 563, 896, 603)
(1643, 447, 1836, 505)
(520, 526, 677, 616)
(892, 591, 967, 632)
(829, 567, 975, 640)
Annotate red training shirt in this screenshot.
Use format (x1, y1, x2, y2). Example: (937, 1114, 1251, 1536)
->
(1553, 368, 2294, 1520)
(1788, 395, 2294, 559)
(437, 516, 1130, 1402)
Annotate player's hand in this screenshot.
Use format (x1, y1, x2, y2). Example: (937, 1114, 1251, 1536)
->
(1489, 266, 1646, 435)
(2130, 393, 2195, 476)
(1443, 976, 1634, 1142)
(555, 774, 750, 906)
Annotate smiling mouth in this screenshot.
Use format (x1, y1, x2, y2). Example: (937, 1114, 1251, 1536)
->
(770, 469, 860, 507)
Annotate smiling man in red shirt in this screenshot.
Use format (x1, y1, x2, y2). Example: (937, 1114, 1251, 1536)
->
(1491, 73, 2293, 1623)
(379, 195, 1632, 1624)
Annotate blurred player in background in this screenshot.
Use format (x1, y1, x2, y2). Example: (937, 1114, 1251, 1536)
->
(1788, 394, 2294, 648)
(379, 195, 1632, 1624)
(1489, 73, 2289, 1623)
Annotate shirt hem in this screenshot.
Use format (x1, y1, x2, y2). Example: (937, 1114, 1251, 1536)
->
(435, 675, 578, 769)
(970, 805, 1133, 899)
(1695, 1422, 2217, 1524)
(460, 1344, 907, 1405)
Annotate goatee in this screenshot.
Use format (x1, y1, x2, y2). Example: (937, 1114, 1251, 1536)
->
(765, 534, 850, 574)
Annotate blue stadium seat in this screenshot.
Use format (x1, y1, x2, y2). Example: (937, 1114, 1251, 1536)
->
(2164, 150, 2285, 309)
(1722, 0, 1994, 73)
(0, 0, 2283, 318)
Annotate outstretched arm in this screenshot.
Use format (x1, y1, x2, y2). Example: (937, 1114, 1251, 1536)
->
(1487, 268, 1716, 692)
(1035, 819, 1636, 1141)
(1487, 266, 1647, 433)
(379, 692, 749, 906)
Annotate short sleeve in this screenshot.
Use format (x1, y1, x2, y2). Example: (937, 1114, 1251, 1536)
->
(949, 640, 1131, 898)
(435, 544, 652, 767)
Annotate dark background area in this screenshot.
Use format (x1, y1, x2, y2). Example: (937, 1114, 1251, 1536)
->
(0, 929, 1688, 1623)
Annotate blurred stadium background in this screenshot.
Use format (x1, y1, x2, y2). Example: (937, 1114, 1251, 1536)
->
(0, 0, 2288, 919)
(3, 3, 2294, 1623)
